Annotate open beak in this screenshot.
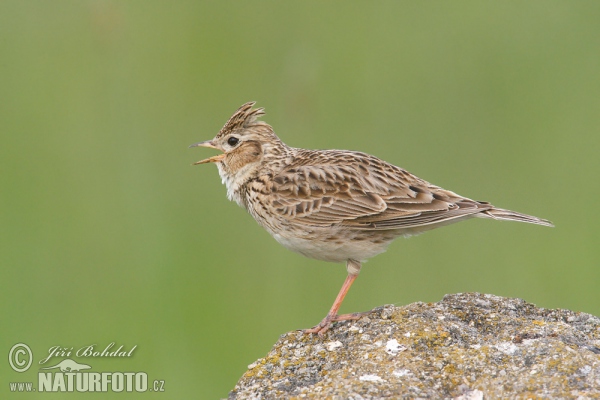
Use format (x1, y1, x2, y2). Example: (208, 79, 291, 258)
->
(189, 140, 225, 165)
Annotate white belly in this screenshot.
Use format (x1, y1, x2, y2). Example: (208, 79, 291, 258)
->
(270, 231, 393, 263)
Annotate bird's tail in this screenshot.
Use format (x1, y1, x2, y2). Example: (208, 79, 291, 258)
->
(480, 207, 554, 227)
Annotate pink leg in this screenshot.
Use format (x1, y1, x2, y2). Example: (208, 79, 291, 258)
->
(304, 260, 366, 335)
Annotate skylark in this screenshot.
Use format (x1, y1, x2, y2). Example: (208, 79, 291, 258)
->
(190, 102, 553, 335)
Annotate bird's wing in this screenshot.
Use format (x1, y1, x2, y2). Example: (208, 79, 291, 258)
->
(248, 151, 490, 230)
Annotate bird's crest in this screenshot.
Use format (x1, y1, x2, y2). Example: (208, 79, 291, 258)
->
(216, 101, 267, 138)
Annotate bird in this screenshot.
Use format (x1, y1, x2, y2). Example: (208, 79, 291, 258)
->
(190, 102, 553, 335)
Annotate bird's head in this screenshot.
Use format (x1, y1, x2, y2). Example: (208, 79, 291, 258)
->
(190, 102, 284, 178)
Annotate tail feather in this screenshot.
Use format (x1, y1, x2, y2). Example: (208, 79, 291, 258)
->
(481, 208, 554, 227)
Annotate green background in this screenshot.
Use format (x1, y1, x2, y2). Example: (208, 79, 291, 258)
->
(1, 1, 599, 398)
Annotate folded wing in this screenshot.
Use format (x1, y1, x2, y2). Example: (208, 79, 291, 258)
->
(247, 150, 490, 231)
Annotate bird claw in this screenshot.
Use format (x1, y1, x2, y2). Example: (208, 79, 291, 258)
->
(303, 316, 334, 336)
(303, 312, 368, 336)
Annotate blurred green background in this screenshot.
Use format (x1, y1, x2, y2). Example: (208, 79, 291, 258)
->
(1, 1, 599, 398)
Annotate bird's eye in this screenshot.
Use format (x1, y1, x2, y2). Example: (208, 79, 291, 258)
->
(227, 137, 239, 146)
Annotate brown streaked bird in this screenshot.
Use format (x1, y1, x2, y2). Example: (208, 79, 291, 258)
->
(190, 102, 553, 335)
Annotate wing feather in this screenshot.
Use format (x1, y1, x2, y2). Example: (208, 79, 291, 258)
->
(249, 150, 490, 230)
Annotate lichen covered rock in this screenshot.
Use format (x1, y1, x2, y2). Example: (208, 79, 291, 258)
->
(229, 293, 600, 399)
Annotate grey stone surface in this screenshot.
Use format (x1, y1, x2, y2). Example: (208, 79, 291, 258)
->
(229, 293, 600, 399)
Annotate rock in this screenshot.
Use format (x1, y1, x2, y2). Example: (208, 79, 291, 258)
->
(229, 293, 600, 399)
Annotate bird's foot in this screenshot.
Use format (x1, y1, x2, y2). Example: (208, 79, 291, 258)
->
(303, 311, 369, 336)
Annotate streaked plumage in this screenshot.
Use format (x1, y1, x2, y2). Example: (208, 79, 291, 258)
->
(190, 102, 553, 334)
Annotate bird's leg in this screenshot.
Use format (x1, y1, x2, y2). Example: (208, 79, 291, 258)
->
(304, 259, 366, 335)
